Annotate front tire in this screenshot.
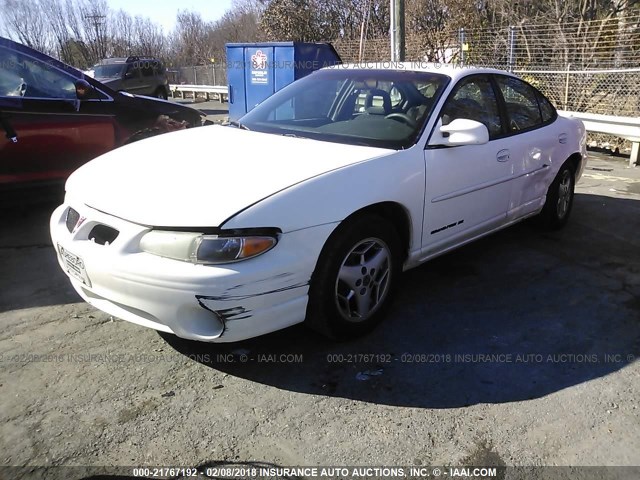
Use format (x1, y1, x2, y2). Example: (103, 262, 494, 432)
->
(537, 162, 575, 230)
(306, 214, 402, 340)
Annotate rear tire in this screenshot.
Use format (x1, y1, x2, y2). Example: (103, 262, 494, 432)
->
(536, 162, 575, 230)
(306, 214, 402, 340)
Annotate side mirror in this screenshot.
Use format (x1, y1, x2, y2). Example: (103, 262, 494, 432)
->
(430, 118, 489, 147)
(75, 79, 98, 100)
(124, 71, 136, 80)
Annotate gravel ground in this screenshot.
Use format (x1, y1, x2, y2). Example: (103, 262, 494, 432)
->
(0, 151, 638, 478)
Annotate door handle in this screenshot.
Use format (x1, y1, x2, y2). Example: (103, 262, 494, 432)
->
(496, 149, 510, 162)
(558, 133, 568, 144)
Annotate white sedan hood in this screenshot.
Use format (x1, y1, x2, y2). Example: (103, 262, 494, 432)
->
(66, 125, 391, 227)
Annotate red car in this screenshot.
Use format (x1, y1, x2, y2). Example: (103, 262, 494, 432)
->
(0, 37, 205, 192)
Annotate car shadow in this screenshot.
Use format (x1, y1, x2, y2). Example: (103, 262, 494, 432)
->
(160, 193, 640, 409)
(0, 189, 81, 313)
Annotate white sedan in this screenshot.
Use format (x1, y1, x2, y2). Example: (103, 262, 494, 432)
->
(51, 64, 587, 342)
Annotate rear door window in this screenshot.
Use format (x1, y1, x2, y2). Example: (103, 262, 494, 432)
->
(495, 76, 544, 132)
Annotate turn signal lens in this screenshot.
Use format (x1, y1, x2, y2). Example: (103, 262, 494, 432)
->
(195, 236, 276, 264)
(241, 237, 277, 258)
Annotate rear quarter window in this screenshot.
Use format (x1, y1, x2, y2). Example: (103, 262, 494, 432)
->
(537, 92, 557, 123)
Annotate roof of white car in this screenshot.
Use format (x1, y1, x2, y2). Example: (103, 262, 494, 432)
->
(326, 62, 516, 80)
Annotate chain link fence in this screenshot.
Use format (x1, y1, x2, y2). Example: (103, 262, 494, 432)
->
(333, 14, 640, 68)
(169, 64, 227, 86)
(515, 68, 640, 116)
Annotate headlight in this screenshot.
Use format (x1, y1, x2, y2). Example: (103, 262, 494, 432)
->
(140, 230, 277, 264)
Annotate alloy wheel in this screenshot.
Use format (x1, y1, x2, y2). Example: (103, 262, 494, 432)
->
(556, 169, 573, 219)
(334, 238, 392, 322)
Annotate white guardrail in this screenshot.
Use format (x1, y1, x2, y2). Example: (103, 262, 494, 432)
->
(170, 84, 228, 102)
(559, 110, 640, 167)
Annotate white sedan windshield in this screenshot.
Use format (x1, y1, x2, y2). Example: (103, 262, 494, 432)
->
(240, 69, 450, 149)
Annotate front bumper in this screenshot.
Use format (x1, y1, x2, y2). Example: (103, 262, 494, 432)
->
(50, 203, 336, 342)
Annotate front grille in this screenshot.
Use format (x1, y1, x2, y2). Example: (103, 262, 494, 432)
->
(65, 207, 80, 233)
(88, 225, 119, 245)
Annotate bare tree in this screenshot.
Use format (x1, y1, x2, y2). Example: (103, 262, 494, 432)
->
(2, 0, 637, 72)
(110, 10, 136, 56)
(258, 0, 389, 42)
(40, 0, 88, 65)
(259, 0, 315, 41)
(78, 0, 110, 62)
(169, 10, 215, 65)
(1, 0, 52, 53)
(134, 16, 166, 56)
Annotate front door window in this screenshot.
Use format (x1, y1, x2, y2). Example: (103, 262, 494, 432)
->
(0, 46, 76, 100)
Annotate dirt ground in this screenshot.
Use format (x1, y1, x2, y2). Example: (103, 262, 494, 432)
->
(0, 151, 638, 478)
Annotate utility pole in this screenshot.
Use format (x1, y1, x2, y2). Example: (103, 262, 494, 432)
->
(85, 14, 106, 60)
(390, 0, 405, 62)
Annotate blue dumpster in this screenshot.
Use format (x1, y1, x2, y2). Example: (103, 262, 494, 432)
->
(226, 42, 341, 121)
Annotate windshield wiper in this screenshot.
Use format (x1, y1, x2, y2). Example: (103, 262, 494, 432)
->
(228, 120, 250, 130)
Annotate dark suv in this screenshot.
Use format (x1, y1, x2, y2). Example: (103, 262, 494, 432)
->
(0, 37, 205, 192)
(93, 56, 170, 99)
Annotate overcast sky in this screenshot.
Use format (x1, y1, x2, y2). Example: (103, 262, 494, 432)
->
(105, 0, 233, 33)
